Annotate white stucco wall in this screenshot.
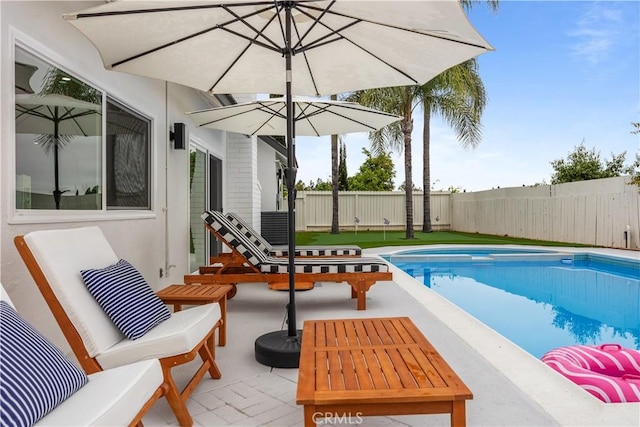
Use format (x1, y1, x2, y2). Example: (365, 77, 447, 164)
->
(0, 1, 232, 353)
(258, 141, 279, 214)
(225, 132, 262, 229)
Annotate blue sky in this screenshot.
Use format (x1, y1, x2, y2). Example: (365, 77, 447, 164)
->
(294, 1, 640, 191)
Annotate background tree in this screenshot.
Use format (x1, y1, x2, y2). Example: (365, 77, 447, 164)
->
(420, 0, 498, 232)
(296, 178, 332, 191)
(550, 141, 631, 184)
(446, 185, 465, 193)
(347, 86, 419, 238)
(461, 0, 500, 11)
(338, 140, 348, 190)
(311, 179, 333, 191)
(629, 123, 640, 185)
(419, 59, 486, 232)
(344, 1, 497, 238)
(629, 152, 640, 186)
(330, 94, 340, 234)
(347, 148, 396, 191)
(397, 181, 422, 191)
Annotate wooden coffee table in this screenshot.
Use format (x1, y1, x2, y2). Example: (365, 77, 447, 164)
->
(156, 284, 233, 346)
(296, 317, 473, 426)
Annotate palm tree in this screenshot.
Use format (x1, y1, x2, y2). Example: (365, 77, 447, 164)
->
(349, 0, 497, 236)
(348, 86, 421, 239)
(421, 59, 486, 232)
(417, 0, 498, 232)
(330, 94, 340, 234)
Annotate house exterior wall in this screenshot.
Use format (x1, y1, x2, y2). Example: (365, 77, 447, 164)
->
(0, 1, 277, 353)
(225, 132, 261, 229)
(258, 142, 279, 216)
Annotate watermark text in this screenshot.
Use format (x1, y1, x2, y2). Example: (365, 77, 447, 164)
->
(312, 412, 363, 425)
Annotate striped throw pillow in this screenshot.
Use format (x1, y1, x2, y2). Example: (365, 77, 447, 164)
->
(0, 301, 88, 427)
(80, 259, 171, 340)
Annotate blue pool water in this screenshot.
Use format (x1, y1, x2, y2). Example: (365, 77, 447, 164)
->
(387, 250, 640, 358)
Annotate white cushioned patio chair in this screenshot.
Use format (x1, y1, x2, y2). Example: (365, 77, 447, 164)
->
(0, 283, 166, 427)
(14, 226, 223, 427)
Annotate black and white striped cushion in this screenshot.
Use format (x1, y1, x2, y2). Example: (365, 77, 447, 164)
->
(271, 247, 362, 257)
(202, 211, 268, 266)
(204, 211, 388, 275)
(225, 212, 362, 257)
(225, 213, 273, 256)
(259, 256, 389, 274)
(0, 301, 88, 427)
(80, 259, 171, 340)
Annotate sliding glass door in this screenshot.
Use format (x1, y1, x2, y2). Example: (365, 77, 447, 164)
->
(189, 144, 222, 272)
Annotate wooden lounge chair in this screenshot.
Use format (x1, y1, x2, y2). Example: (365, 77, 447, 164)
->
(225, 211, 362, 257)
(15, 226, 223, 427)
(184, 210, 393, 310)
(0, 283, 166, 427)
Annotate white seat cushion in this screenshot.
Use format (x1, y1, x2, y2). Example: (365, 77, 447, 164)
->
(0, 282, 15, 308)
(36, 359, 163, 426)
(96, 303, 221, 369)
(24, 227, 122, 356)
(0, 284, 164, 427)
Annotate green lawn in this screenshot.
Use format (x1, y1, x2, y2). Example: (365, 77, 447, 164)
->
(295, 230, 592, 249)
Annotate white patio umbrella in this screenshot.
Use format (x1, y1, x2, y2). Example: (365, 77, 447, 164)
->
(64, 0, 493, 367)
(15, 62, 38, 94)
(187, 96, 401, 136)
(15, 94, 102, 209)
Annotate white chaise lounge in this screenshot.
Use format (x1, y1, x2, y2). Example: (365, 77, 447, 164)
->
(15, 226, 223, 426)
(0, 283, 165, 427)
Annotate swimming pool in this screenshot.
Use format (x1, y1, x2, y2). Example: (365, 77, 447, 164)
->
(386, 249, 640, 358)
(396, 246, 558, 256)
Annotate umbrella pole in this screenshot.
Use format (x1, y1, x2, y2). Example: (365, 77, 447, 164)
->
(284, 9, 297, 340)
(53, 142, 63, 210)
(254, 3, 302, 368)
(53, 113, 62, 210)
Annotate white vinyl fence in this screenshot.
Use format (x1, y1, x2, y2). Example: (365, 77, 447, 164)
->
(293, 177, 640, 249)
(451, 177, 639, 249)
(295, 191, 452, 232)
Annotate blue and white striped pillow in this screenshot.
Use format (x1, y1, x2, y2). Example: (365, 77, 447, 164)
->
(0, 301, 88, 427)
(80, 259, 171, 340)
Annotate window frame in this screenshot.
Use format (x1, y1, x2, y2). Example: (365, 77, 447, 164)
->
(10, 38, 155, 224)
(105, 96, 153, 211)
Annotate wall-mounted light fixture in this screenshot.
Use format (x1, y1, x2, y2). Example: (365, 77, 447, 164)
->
(169, 122, 187, 150)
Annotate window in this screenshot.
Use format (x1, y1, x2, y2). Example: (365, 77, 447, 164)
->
(105, 99, 151, 209)
(14, 46, 151, 211)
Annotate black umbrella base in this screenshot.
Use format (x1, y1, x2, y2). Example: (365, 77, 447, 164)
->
(255, 329, 302, 368)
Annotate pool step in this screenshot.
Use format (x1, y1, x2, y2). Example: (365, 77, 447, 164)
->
(386, 253, 574, 264)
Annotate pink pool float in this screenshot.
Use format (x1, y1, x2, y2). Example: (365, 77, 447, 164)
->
(542, 344, 640, 403)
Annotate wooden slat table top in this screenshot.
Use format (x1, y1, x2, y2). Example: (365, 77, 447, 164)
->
(156, 284, 232, 302)
(296, 317, 472, 406)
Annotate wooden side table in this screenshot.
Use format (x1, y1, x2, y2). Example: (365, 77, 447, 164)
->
(156, 284, 233, 346)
